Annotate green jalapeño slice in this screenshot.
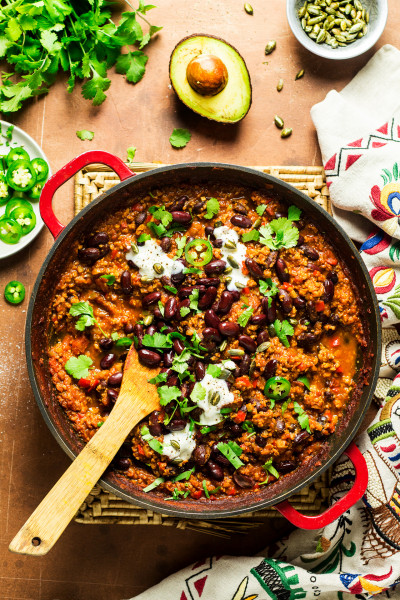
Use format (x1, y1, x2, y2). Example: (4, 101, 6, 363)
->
(184, 238, 213, 267)
(264, 376, 291, 400)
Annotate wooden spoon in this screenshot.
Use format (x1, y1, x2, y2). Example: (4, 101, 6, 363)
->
(9, 345, 160, 555)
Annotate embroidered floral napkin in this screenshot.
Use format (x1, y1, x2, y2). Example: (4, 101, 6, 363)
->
(129, 46, 400, 600)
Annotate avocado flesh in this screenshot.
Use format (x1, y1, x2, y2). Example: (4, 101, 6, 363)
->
(169, 35, 252, 124)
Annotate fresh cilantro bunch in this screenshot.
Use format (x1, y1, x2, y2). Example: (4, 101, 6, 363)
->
(0, 0, 162, 113)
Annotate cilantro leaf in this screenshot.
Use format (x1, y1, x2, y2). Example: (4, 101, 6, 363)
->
(256, 204, 267, 216)
(69, 302, 95, 330)
(242, 230, 260, 243)
(143, 477, 165, 492)
(169, 128, 191, 149)
(126, 147, 136, 161)
(288, 205, 302, 221)
(137, 233, 151, 243)
(263, 458, 280, 479)
(148, 372, 168, 384)
(40, 30, 62, 54)
(65, 355, 93, 380)
(157, 385, 181, 406)
(259, 217, 299, 250)
(76, 129, 94, 141)
(100, 274, 115, 285)
(217, 441, 244, 469)
(141, 425, 164, 454)
(116, 51, 148, 83)
(189, 288, 200, 313)
(204, 197, 220, 220)
(281, 399, 290, 414)
(163, 284, 177, 295)
(259, 278, 279, 307)
(297, 376, 310, 390)
(274, 319, 294, 348)
(206, 364, 222, 378)
(142, 332, 172, 349)
(173, 468, 194, 482)
(180, 306, 190, 318)
(114, 337, 133, 348)
(191, 382, 206, 404)
(81, 72, 111, 106)
(293, 401, 311, 433)
(237, 306, 254, 327)
(174, 235, 186, 258)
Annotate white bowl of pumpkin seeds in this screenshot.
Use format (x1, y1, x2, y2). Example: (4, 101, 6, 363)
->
(287, 0, 388, 60)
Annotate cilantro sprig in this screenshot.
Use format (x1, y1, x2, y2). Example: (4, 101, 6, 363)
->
(260, 458, 280, 485)
(216, 441, 244, 469)
(237, 306, 254, 327)
(259, 278, 279, 307)
(65, 355, 93, 380)
(293, 402, 311, 433)
(274, 319, 294, 348)
(69, 302, 107, 336)
(204, 198, 220, 220)
(258, 205, 301, 250)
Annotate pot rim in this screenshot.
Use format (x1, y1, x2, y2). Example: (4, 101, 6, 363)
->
(25, 161, 381, 519)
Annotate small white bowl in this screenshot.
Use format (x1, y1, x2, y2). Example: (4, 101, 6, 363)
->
(286, 0, 388, 60)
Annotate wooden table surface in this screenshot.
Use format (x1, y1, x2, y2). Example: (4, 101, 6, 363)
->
(1, 1, 398, 598)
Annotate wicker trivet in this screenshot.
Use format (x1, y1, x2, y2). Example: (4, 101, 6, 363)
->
(73, 163, 331, 534)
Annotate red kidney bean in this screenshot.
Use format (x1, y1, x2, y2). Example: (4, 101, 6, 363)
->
(262, 297, 277, 323)
(107, 372, 123, 387)
(275, 420, 285, 434)
(257, 330, 269, 346)
(306, 300, 318, 323)
(297, 332, 319, 350)
(276, 460, 297, 473)
(231, 290, 241, 302)
(216, 290, 234, 315)
(265, 250, 278, 268)
(124, 323, 134, 335)
(263, 358, 277, 380)
(219, 321, 240, 337)
(293, 296, 306, 310)
(212, 450, 231, 467)
(207, 461, 224, 481)
(204, 309, 221, 329)
(204, 225, 215, 237)
(87, 232, 109, 247)
(120, 270, 133, 295)
(127, 260, 138, 270)
(178, 286, 194, 298)
(167, 373, 179, 387)
(160, 237, 171, 252)
(193, 200, 205, 213)
(195, 361, 206, 381)
(296, 234, 305, 247)
(212, 238, 223, 248)
(200, 339, 216, 353)
(198, 286, 218, 309)
(138, 349, 161, 367)
(255, 434, 267, 447)
(245, 258, 264, 279)
(171, 195, 188, 211)
(234, 202, 247, 214)
(239, 335, 257, 353)
(146, 325, 157, 337)
(78, 247, 100, 264)
(275, 257, 290, 282)
(164, 297, 177, 320)
(99, 337, 114, 351)
(197, 277, 220, 287)
(300, 244, 319, 261)
(327, 270, 338, 284)
(230, 214, 252, 228)
(114, 457, 130, 470)
(98, 244, 110, 258)
(278, 289, 293, 313)
(135, 211, 147, 226)
(293, 430, 311, 445)
(233, 471, 254, 488)
(227, 422, 242, 436)
(204, 259, 226, 275)
(171, 270, 186, 285)
(153, 307, 163, 319)
(173, 338, 185, 355)
(160, 276, 171, 288)
(133, 323, 144, 338)
(176, 299, 190, 321)
(239, 353, 251, 376)
(100, 353, 116, 370)
(323, 279, 334, 302)
(149, 421, 164, 437)
(171, 211, 192, 224)
(142, 291, 161, 308)
(166, 418, 187, 432)
(163, 351, 174, 368)
(203, 327, 222, 343)
(194, 445, 209, 466)
(250, 314, 267, 327)
(107, 388, 119, 403)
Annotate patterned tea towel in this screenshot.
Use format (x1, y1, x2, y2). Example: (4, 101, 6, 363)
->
(128, 47, 400, 600)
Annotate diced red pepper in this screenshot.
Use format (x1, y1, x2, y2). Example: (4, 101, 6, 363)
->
(235, 376, 251, 386)
(234, 410, 246, 423)
(110, 248, 118, 260)
(243, 286, 250, 294)
(252, 378, 258, 389)
(336, 365, 343, 374)
(227, 487, 237, 496)
(315, 300, 325, 312)
(191, 490, 203, 499)
(325, 410, 333, 421)
(78, 378, 91, 388)
(145, 214, 152, 223)
(137, 444, 145, 456)
(132, 202, 142, 211)
(330, 335, 341, 348)
(282, 282, 290, 290)
(327, 257, 338, 266)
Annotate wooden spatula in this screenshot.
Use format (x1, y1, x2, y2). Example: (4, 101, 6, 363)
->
(9, 345, 160, 555)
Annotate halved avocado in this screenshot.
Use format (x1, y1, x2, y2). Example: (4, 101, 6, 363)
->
(169, 34, 252, 124)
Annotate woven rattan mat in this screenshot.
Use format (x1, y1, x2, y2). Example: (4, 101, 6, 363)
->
(73, 163, 331, 535)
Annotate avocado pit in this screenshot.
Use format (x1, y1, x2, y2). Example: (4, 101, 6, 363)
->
(186, 54, 228, 96)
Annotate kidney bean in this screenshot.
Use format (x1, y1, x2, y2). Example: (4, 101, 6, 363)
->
(170, 339, 184, 356)
(153, 307, 163, 319)
(276, 460, 297, 474)
(245, 258, 264, 279)
(296, 234, 305, 247)
(176, 299, 190, 321)
(233, 471, 254, 489)
(133, 323, 144, 338)
(212, 450, 231, 467)
(228, 422, 242, 436)
(200, 339, 216, 353)
(203, 327, 222, 343)
(262, 297, 277, 323)
(231, 290, 241, 302)
(275, 419, 285, 434)
(167, 418, 187, 432)
(265, 250, 278, 269)
(194, 445, 209, 467)
(142, 291, 161, 308)
(193, 200, 205, 213)
(98, 244, 110, 258)
(263, 358, 277, 380)
(239, 335, 257, 353)
(171, 211, 192, 225)
(323, 279, 334, 302)
(204, 309, 220, 329)
(275, 257, 290, 283)
(171, 195, 188, 211)
(293, 296, 306, 310)
(234, 202, 247, 215)
(278, 289, 293, 313)
(204, 225, 215, 237)
(195, 361, 206, 381)
(297, 332, 318, 350)
(212, 238, 223, 248)
(164, 297, 177, 320)
(171, 270, 186, 286)
(250, 314, 267, 327)
(99, 337, 114, 351)
(275, 211, 287, 219)
(198, 286, 218, 309)
(230, 214, 252, 228)
(219, 321, 240, 337)
(160, 237, 171, 252)
(87, 232, 109, 247)
(123, 323, 133, 335)
(100, 353, 116, 370)
(163, 350, 174, 368)
(306, 300, 318, 323)
(120, 270, 133, 295)
(197, 277, 220, 287)
(327, 270, 338, 284)
(114, 457, 130, 471)
(107, 388, 119, 403)
(293, 430, 311, 445)
(127, 260, 138, 270)
(207, 461, 224, 481)
(138, 349, 161, 367)
(300, 244, 319, 261)
(216, 290, 234, 315)
(135, 211, 147, 226)
(257, 330, 269, 346)
(107, 372, 123, 387)
(78, 247, 100, 264)
(254, 435, 266, 449)
(204, 259, 226, 275)
(167, 373, 179, 387)
(178, 286, 195, 298)
(239, 353, 251, 376)
(146, 325, 157, 337)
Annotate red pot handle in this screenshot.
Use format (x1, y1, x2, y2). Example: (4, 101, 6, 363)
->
(275, 442, 367, 530)
(40, 151, 134, 239)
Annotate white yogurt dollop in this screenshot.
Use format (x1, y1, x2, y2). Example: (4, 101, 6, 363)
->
(163, 424, 196, 462)
(213, 226, 249, 292)
(196, 372, 235, 426)
(125, 239, 183, 281)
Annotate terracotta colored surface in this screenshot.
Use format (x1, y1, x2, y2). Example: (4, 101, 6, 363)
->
(1, 0, 397, 598)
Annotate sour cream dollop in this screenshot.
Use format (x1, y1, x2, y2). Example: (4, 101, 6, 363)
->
(125, 239, 184, 281)
(163, 424, 196, 462)
(213, 226, 249, 292)
(196, 371, 235, 425)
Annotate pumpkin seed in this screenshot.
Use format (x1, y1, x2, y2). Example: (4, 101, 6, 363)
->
(308, 6, 321, 15)
(224, 239, 237, 250)
(244, 3, 253, 14)
(143, 314, 154, 326)
(265, 40, 276, 55)
(277, 78, 284, 92)
(219, 368, 232, 380)
(170, 440, 180, 450)
(301, 17, 307, 29)
(214, 220, 223, 227)
(224, 276, 232, 283)
(365, 10, 369, 23)
(295, 69, 305, 80)
(141, 276, 152, 282)
(235, 281, 246, 289)
(249, 358, 256, 377)
(281, 128, 293, 138)
(274, 115, 284, 129)
(153, 263, 164, 274)
(340, 19, 347, 30)
(344, 3, 351, 14)
(354, 0, 362, 9)
(219, 340, 228, 351)
(313, 23, 321, 33)
(227, 255, 239, 269)
(253, 218, 262, 229)
(305, 25, 313, 32)
(209, 391, 221, 406)
(309, 32, 318, 39)
(308, 15, 325, 24)
(316, 29, 327, 42)
(130, 242, 139, 254)
(362, 24, 368, 34)
(228, 348, 245, 357)
(256, 341, 270, 353)
(224, 265, 233, 274)
(298, 5, 307, 17)
(348, 22, 363, 33)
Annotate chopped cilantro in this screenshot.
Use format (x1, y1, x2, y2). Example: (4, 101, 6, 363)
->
(174, 235, 187, 258)
(149, 205, 173, 228)
(206, 364, 222, 378)
(114, 337, 133, 348)
(6, 125, 14, 140)
(220, 407, 233, 414)
(293, 401, 311, 433)
(217, 441, 244, 469)
(169, 128, 191, 148)
(256, 204, 267, 216)
(281, 399, 290, 414)
(259, 218, 299, 250)
(191, 382, 206, 404)
(263, 458, 280, 479)
(189, 288, 200, 313)
(158, 300, 165, 317)
(288, 205, 302, 221)
(242, 230, 260, 243)
(204, 197, 220, 220)
(148, 372, 168, 385)
(237, 306, 254, 327)
(76, 130, 94, 141)
(200, 425, 217, 435)
(274, 319, 294, 348)
(164, 284, 177, 295)
(202, 480, 210, 498)
(173, 468, 194, 482)
(242, 421, 255, 434)
(141, 332, 172, 349)
(126, 146, 136, 162)
(297, 376, 310, 390)
(137, 233, 151, 243)
(141, 425, 164, 454)
(65, 355, 93, 380)
(143, 477, 164, 492)
(259, 278, 279, 307)
(100, 274, 115, 286)
(69, 301, 107, 336)
(184, 267, 203, 274)
(157, 385, 181, 406)
(180, 306, 190, 318)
